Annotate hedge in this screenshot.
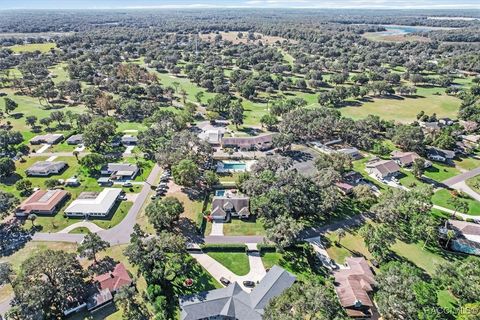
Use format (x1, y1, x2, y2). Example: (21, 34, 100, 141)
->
(200, 244, 247, 252)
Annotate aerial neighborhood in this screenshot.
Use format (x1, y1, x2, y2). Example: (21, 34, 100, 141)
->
(1, 4, 480, 320)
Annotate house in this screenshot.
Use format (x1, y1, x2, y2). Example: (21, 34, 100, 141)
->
(391, 151, 421, 167)
(221, 134, 275, 151)
(343, 171, 364, 185)
(335, 182, 355, 195)
(16, 190, 69, 217)
(26, 161, 67, 177)
(426, 146, 455, 163)
(30, 133, 64, 145)
(365, 159, 400, 180)
(66, 134, 83, 145)
(121, 135, 138, 146)
(334, 257, 376, 319)
(441, 220, 480, 256)
(100, 163, 139, 180)
(338, 147, 362, 160)
(64, 188, 122, 218)
(419, 121, 440, 131)
(460, 120, 478, 133)
(87, 263, 133, 311)
(461, 134, 480, 146)
(203, 129, 223, 145)
(65, 177, 80, 187)
(210, 195, 250, 221)
(179, 265, 296, 320)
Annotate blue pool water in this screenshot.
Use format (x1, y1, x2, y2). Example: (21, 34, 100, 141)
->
(215, 190, 226, 196)
(223, 163, 246, 170)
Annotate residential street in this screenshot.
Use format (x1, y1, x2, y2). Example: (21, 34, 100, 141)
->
(442, 166, 480, 187)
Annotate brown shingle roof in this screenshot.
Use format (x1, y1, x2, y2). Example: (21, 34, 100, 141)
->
(366, 159, 400, 177)
(334, 257, 376, 316)
(391, 151, 421, 166)
(211, 196, 250, 218)
(17, 190, 69, 214)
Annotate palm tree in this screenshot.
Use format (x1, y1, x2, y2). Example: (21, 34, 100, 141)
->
(337, 228, 346, 245)
(445, 230, 455, 249)
(28, 213, 37, 227)
(73, 150, 80, 161)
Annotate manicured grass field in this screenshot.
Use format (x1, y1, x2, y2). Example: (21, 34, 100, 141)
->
(206, 251, 250, 276)
(432, 189, 480, 216)
(7, 42, 56, 53)
(222, 218, 266, 236)
(0, 88, 86, 133)
(340, 93, 460, 123)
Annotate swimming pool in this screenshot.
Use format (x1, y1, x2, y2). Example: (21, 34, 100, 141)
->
(215, 190, 226, 196)
(217, 161, 248, 173)
(222, 163, 247, 170)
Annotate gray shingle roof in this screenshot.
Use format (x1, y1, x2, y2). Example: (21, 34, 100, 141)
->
(179, 266, 295, 320)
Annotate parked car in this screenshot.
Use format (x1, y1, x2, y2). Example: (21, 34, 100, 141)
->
(122, 182, 133, 188)
(220, 277, 231, 286)
(243, 281, 255, 288)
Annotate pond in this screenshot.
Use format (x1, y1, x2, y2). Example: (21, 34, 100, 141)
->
(377, 24, 455, 36)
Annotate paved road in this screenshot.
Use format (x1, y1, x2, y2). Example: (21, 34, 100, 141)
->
(0, 295, 12, 317)
(442, 167, 480, 187)
(98, 164, 161, 245)
(32, 164, 162, 245)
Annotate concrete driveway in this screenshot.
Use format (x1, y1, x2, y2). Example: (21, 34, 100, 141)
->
(190, 247, 266, 291)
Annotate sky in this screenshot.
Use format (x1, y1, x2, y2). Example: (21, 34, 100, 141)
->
(2, 0, 480, 10)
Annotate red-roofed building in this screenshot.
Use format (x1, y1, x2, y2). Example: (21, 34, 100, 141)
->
(87, 263, 133, 311)
(16, 189, 69, 217)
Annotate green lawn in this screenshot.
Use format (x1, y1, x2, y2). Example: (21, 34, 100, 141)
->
(324, 228, 465, 275)
(340, 93, 460, 123)
(424, 163, 461, 182)
(260, 244, 326, 282)
(222, 217, 266, 236)
(466, 176, 480, 194)
(206, 251, 250, 276)
(454, 157, 480, 171)
(432, 189, 480, 216)
(34, 200, 133, 233)
(7, 42, 56, 53)
(0, 88, 85, 133)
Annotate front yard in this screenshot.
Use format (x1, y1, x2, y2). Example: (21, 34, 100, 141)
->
(432, 189, 480, 216)
(206, 251, 250, 276)
(33, 200, 133, 233)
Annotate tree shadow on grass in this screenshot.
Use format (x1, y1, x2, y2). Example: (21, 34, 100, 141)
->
(87, 256, 117, 276)
(0, 173, 23, 186)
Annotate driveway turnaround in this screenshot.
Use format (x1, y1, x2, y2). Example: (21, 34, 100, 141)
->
(58, 221, 104, 234)
(190, 246, 266, 291)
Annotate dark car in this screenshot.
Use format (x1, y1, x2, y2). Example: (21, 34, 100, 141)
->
(220, 277, 231, 286)
(243, 281, 255, 288)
